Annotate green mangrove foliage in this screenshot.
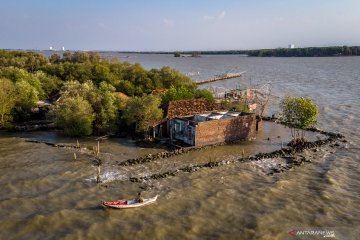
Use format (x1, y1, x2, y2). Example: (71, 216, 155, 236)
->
(52, 96, 95, 136)
(0, 67, 48, 121)
(161, 85, 214, 105)
(0, 78, 17, 127)
(280, 96, 319, 143)
(0, 50, 213, 136)
(233, 102, 250, 113)
(40, 58, 195, 96)
(123, 95, 163, 135)
(246, 46, 360, 57)
(0, 50, 49, 72)
(52, 81, 119, 135)
(160, 46, 360, 57)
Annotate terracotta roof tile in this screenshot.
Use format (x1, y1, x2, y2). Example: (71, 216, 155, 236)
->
(165, 99, 224, 119)
(115, 92, 129, 99)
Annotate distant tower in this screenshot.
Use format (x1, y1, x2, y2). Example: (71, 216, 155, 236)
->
(288, 44, 295, 49)
(62, 46, 65, 51)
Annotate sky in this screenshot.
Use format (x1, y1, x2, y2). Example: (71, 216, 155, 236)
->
(1, 0, 360, 51)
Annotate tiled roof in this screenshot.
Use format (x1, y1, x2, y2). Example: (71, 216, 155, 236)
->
(151, 88, 168, 95)
(115, 92, 130, 99)
(165, 99, 224, 119)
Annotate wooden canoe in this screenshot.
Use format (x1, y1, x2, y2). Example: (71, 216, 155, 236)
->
(102, 195, 158, 209)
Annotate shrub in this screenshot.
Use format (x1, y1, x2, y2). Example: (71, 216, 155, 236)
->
(123, 95, 163, 135)
(161, 85, 214, 105)
(52, 96, 94, 136)
(0, 78, 17, 128)
(280, 96, 319, 142)
(58, 80, 118, 135)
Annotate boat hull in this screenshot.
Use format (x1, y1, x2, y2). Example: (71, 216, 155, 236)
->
(102, 195, 158, 209)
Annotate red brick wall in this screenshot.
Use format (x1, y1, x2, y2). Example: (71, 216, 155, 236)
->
(256, 118, 263, 131)
(195, 114, 256, 146)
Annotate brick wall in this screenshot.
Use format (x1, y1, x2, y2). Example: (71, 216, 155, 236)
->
(195, 114, 256, 146)
(256, 118, 263, 131)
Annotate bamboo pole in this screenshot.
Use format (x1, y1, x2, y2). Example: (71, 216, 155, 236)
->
(97, 141, 100, 156)
(96, 165, 101, 183)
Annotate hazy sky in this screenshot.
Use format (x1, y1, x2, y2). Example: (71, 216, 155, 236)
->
(1, 0, 359, 51)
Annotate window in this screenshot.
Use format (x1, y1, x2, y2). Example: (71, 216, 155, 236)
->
(174, 123, 180, 132)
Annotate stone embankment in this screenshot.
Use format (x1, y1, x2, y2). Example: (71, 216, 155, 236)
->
(128, 133, 345, 182)
(25, 139, 80, 149)
(123, 116, 345, 182)
(14, 121, 55, 131)
(118, 143, 227, 166)
(119, 116, 345, 169)
(24, 139, 100, 163)
(22, 115, 346, 182)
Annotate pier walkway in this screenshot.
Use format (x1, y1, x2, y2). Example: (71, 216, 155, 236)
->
(195, 71, 245, 85)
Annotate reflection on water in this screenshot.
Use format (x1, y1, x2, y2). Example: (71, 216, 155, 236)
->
(1, 56, 360, 239)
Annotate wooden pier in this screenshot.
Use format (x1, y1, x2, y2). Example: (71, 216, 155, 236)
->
(195, 71, 245, 85)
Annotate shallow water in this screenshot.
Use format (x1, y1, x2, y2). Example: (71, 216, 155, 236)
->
(0, 55, 359, 239)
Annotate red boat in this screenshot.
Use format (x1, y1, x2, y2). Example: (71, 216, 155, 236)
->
(102, 195, 159, 209)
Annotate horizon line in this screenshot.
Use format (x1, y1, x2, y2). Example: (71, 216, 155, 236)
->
(2, 44, 360, 53)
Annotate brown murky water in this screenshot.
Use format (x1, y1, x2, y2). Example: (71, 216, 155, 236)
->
(0, 56, 359, 239)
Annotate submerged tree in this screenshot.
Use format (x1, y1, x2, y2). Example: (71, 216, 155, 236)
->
(161, 85, 194, 105)
(54, 80, 118, 135)
(13, 79, 41, 121)
(279, 96, 319, 145)
(0, 78, 17, 128)
(161, 85, 214, 105)
(123, 95, 163, 135)
(52, 96, 95, 136)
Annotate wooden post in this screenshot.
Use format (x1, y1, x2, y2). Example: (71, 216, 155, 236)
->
(242, 149, 244, 158)
(73, 152, 77, 160)
(96, 165, 101, 183)
(170, 127, 173, 144)
(97, 141, 100, 156)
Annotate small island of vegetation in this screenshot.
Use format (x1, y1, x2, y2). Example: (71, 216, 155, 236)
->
(0, 50, 214, 137)
(149, 45, 360, 57)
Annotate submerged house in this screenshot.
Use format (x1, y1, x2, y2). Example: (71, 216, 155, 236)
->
(170, 111, 256, 146)
(151, 99, 260, 147)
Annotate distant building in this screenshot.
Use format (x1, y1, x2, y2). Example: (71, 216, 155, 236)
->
(62, 46, 65, 51)
(289, 44, 295, 49)
(49, 46, 54, 50)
